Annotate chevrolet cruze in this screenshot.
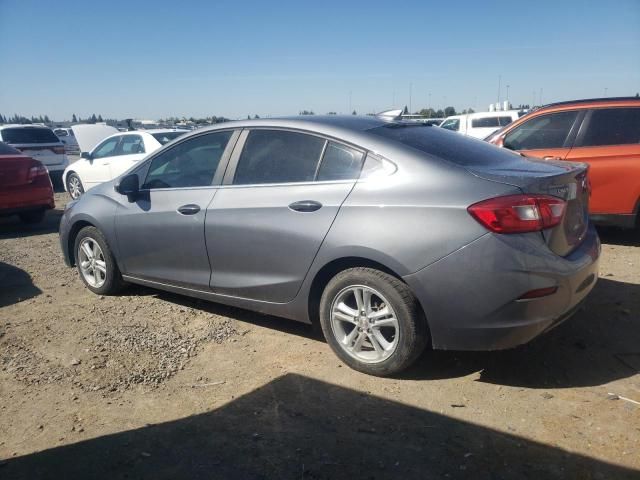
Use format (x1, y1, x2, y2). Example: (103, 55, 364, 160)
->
(59, 116, 600, 376)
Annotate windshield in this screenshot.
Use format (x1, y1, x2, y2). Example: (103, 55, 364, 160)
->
(151, 131, 187, 145)
(1, 127, 60, 144)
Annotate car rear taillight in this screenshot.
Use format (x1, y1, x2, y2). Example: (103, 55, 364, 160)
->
(468, 194, 566, 234)
(52, 146, 65, 154)
(27, 163, 49, 182)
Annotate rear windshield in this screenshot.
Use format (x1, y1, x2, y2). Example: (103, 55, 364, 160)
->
(1, 127, 60, 144)
(0, 142, 22, 155)
(151, 131, 186, 145)
(368, 123, 520, 167)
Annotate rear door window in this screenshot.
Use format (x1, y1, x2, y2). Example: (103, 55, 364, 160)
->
(117, 135, 145, 155)
(503, 111, 579, 150)
(233, 130, 325, 185)
(0, 127, 60, 144)
(577, 108, 640, 147)
(316, 142, 364, 181)
(471, 116, 514, 128)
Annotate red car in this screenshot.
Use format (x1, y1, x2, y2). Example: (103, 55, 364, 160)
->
(0, 142, 55, 224)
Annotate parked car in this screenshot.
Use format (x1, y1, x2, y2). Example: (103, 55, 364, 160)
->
(59, 116, 599, 376)
(54, 127, 81, 156)
(486, 97, 640, 228)
(0, 142, 54, 224)
(440, 110, 522, 139)
(62, 129, 187, 199)
(0, 125, 68, 183)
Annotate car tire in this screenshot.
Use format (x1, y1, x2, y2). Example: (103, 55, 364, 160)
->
(319, 267, 428, 376)
(18, 209, 45, 224)
(74, 226, 126, 295)
(66, 172, 84, 199)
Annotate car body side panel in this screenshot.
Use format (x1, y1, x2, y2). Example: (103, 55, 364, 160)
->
(566, 144, 640, 215)
(206, 181, 355, 303)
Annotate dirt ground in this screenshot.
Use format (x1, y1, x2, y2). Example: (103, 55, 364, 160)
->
(0, 191, 638, 479)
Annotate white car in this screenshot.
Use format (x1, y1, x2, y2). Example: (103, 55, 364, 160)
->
(0, 124, 69, 182)
(63, 129, 187, 199)
(54, 127, 81, 156)
(439, 111, 523, 139)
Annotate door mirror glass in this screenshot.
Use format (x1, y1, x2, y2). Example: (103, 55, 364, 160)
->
(115, 173, 140, 197)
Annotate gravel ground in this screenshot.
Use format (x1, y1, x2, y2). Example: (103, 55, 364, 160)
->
(0, 191, 638, 479)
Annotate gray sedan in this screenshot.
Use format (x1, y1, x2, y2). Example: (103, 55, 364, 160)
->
(59, 116, 600, 376)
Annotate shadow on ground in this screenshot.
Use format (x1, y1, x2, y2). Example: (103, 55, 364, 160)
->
(0, 262, 41, 308)
(597, 225, 640, 246)
(403, 277, 640, 388)
(3, 373, 637, 480)
(0, 208, 64, 240)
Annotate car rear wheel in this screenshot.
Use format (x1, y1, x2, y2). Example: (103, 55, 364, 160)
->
(18, 209, 45, 224)
(74, 226, 125, 295)
(319, 267, 428, 376)
(66, 173, 84, 199)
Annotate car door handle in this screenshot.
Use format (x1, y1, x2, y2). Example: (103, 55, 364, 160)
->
(288, 200, 322, 212)
(177, 204, 201, 215)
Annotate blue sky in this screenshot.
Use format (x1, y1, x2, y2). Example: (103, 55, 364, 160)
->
(0, 0, 638, 120)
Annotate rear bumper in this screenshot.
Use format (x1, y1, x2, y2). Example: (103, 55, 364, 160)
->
(403, 224, 600, 351)
(0, 187, 55, 216)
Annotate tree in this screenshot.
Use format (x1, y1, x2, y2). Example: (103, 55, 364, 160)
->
(418, 108, 436, 118)
(89, 114, 98, 124)
(402, 105, 409, 115)
(636, 93, 639, 98)
(352, 110, 357, 115)
(435, 109, 445, 118)
(44, 115, 51, 123)
(327, 112, 337, 115)
(253, 114, 260, 119)
(299, 110, 314, 115)
(444, 106, 457, 117)
(97, 115, 103, 122)
(72, 113, 77, 123)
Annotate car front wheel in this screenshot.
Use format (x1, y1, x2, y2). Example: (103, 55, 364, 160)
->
(66, 172, 84, 199)
(74, 226, 125, 295)
(319, 267, 428, 376)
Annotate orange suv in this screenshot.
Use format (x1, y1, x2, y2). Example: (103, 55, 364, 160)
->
(486, 97, 640, 228)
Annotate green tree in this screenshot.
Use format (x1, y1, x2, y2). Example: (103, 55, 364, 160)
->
(352, 110, 357, 115)
(327, 112, 337, 115)
(299, 110, 314, 115)
(253, 114, 260, 119)
(444, 106, 457, 117)
(72, 113, 77, 123)
(97, 115, 103, 122)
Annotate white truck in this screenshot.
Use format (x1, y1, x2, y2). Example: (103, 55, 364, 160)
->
(439, 110, 524, 139)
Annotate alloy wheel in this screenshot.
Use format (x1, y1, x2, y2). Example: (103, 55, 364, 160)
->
(78, 238, 107, 288)
(329, 285, 399, 364)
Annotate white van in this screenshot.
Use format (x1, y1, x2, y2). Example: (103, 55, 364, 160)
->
(439, 111, 522, 139)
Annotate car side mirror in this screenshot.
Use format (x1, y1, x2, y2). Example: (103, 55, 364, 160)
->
(81, 151, 92, 160)
(115, 173, 140, 197)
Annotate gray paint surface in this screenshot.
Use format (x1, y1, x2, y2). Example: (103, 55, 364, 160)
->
(59, 116, 600, 351)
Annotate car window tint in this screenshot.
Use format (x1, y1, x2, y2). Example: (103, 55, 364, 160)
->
(440, 119, 459, 131)
(92, 137, 121, 159)
(143, 131, 232, 189)
(316, 142, 364, 181)
(503, 111, 578, 150)
(151, 131, 186, 145)
(118, 135, 145, 155)
(471, 116, 513, 128)
(579, 108, 640, 147)
(234, 130, 325, 185)
(0, 127, 59, 144)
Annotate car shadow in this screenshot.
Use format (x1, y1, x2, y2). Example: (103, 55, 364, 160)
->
(2, 373, 637, 480)
(0, 262, 42, 308)
(402, 277, 640, 388)
(0, 207, 64, 240)
(597, 226, 640, 246)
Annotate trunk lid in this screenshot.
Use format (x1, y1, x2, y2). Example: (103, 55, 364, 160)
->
(71, 124, 119, 153)
(467, 156, 590, 257)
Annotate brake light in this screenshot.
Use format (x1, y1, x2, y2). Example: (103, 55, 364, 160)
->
(52, 146, 65, 154)
(27, 163, 48, 182)
(468, 194, 566, 234)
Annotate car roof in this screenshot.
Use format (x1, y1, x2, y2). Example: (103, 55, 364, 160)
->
(536, 97, 640, 112)
(193, 115, 388, 138)
(0, 124, 54, 130)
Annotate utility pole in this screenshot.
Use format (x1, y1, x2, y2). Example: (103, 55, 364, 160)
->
(497, 75, 502, 105)
(409, 82, 413, 113)
(604, 87, 608, 97)
(349, 91, 352, 113)
(506, 85, 510, 105)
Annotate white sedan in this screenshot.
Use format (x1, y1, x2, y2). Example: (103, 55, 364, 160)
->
(63, 129, 187, 199)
